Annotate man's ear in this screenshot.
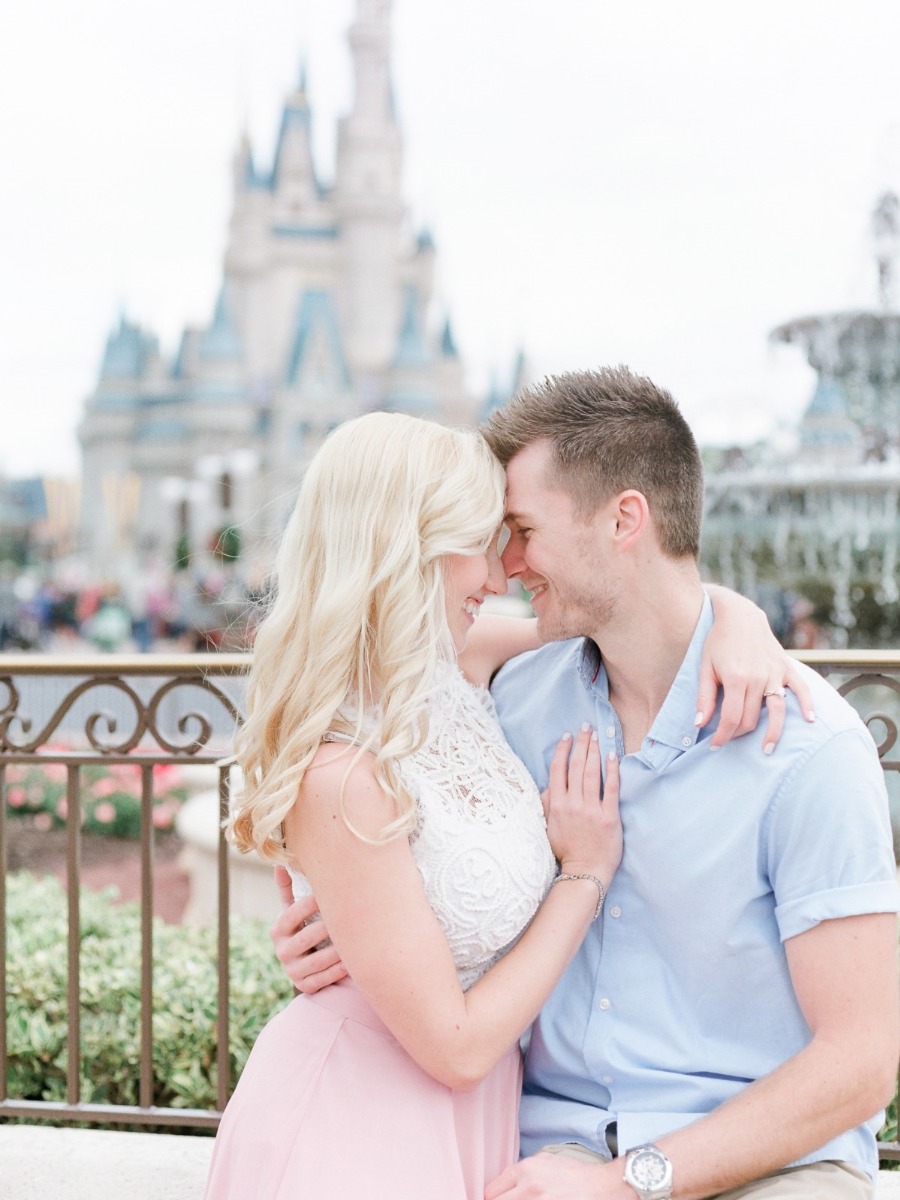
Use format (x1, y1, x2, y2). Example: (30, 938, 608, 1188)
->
(612, 490, 650, 547)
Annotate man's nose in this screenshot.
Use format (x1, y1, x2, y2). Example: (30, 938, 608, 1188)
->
(486, 553, 507, 595)
(501, 543, 522, 577)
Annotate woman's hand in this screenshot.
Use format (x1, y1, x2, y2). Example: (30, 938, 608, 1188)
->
(542, 726, 622, 884)
(701, 586, 815, 752)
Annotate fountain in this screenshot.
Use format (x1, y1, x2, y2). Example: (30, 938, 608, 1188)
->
(702, 193, 900, 647)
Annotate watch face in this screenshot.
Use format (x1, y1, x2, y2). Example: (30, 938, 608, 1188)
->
(630, 1148, 668, 1188)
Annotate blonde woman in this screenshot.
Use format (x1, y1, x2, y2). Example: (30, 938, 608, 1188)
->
(204, 412, 807, 1200)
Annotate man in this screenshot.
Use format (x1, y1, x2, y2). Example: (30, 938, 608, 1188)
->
(275, 366, 899, 1199)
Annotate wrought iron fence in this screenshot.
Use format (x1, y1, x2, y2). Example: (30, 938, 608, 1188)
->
(0, 653, 247, 1131)
(0, 650, 898, 1161)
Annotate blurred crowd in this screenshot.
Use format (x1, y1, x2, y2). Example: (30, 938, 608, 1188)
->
(0, 560, 264, 654)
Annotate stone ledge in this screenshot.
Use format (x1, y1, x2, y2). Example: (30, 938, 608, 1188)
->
(0, 1124, 898, 1197)
(0, 1125, 214, 1200)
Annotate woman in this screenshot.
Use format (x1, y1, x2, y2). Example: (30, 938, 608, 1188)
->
(204, 412, 805, 1200)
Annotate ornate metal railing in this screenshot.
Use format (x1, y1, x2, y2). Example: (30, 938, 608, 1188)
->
(0, 651, 898, 1161)
(0, 653, 248, 1131)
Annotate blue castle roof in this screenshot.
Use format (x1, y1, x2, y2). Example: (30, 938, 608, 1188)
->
(285, 290, 351, 387)
(99, 314, 158, 382)
(200, 285, 243, 362)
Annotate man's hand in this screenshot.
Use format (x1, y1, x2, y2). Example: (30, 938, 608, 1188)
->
(270, 866, 347, 993)
(485, 1151, 619, 1198)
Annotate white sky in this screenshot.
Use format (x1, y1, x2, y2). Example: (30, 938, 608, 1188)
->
(2, 0, 899, 477)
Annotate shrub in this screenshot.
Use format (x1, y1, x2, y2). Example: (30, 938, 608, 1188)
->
(4, 759, 188, 839)
(5, 873, 294, 1115)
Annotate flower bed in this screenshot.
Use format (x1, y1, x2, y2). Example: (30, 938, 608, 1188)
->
(3, 758, 188, 839)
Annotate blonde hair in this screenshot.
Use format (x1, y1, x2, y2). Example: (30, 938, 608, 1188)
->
(230, 412, 506, 862)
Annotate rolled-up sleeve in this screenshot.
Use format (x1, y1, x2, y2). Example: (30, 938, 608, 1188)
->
(767, 727, 899, 942)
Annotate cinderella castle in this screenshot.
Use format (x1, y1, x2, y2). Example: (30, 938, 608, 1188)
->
(77, 0, 502, 577)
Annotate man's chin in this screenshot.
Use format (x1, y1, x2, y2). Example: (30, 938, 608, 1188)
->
(534, 613, 575, 644)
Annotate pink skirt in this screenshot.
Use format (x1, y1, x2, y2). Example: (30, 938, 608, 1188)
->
(204, 980, 522, 1199)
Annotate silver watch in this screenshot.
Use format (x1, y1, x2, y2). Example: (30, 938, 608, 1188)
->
(623, 1143, 673, 1200)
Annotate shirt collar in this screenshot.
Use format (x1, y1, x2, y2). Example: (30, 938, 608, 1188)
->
(576, 590, 713, 759)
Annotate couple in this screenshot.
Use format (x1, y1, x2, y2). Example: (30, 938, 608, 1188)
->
(205, 367, 899, 1200)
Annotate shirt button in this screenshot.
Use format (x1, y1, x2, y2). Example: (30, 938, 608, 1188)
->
(598, 997, 611, 1011)
(610, 905, 622, 918)
(605, 726, 615, 739)
(681, 735, 692, 748)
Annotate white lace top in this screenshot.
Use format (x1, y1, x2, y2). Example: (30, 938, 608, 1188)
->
(288, 661, 556, 990)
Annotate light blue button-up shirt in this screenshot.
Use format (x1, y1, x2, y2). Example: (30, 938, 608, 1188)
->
(491, 592, 899, 1179)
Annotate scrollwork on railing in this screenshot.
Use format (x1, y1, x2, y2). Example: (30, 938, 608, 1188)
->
(815, 668, 900, 772)
(0, 670, 245, 757)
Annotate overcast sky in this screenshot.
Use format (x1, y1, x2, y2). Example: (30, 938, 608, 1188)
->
(2, 0, 899, 477)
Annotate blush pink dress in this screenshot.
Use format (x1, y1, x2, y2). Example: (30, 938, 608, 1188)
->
(204, 663, 556, 1200)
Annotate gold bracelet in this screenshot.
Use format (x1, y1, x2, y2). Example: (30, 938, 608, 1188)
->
(551, 872, 606, 920)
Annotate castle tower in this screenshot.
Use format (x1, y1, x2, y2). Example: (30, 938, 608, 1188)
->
(77, 1, 476, 577)
(334, 0, 404, 374)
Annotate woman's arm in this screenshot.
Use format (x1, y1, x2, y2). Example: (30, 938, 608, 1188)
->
(702, 585, 815, 751)
(285, 729, 620, 1091)
(457, 613, 540, 688)
(461, 590, 814, 750)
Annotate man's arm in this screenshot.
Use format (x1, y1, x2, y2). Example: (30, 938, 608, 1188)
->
(485, 911, 900, 1199)
(270, 865, 347, 991)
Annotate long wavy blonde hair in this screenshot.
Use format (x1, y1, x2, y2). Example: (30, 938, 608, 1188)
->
(229, 412, 506, 862)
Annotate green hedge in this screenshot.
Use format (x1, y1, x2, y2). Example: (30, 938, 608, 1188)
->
(5, 872, 898, 1157)
(5, 872, 294, 1114)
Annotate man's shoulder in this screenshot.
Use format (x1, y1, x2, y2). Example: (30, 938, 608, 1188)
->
(493, 637, 587, 690)
(788, 660, 872, 744)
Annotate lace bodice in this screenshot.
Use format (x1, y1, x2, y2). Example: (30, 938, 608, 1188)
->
(288, 661, 556, 989)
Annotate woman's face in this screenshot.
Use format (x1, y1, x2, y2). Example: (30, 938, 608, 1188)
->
(444, 529, 507, 653)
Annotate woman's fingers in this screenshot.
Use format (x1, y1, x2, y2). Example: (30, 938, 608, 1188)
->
(564, 724, 592, 799)
(582, 730, 601, 805)
(784, 662, 816, 722)
(761, 687, 786, 753)
(547, 731, 573, 803)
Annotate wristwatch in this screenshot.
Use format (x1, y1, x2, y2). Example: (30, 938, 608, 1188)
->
(623, 1143, 673, 1199)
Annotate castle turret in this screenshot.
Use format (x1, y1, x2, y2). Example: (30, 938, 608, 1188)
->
(272, 71, 319, 221)
(334, 0, 404, 375)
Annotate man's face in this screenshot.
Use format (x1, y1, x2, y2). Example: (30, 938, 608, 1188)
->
(501, 440, 619, 642)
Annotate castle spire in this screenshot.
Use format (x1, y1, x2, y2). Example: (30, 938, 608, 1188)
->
(347, 0, 394, 122)
(334, 0, 404, 372)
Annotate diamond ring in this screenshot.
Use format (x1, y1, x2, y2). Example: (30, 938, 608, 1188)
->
(763, 687, 787, 699)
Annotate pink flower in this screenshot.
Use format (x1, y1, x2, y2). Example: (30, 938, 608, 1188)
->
(152, 803, 175, 830)
(7, 786, 26, 808)
(42, 764, 67, 784)
(92, 778, 119, 798)
(56, 798, 68, 819)
(33, 813, 53, 831)
(93, 802, 117, 824)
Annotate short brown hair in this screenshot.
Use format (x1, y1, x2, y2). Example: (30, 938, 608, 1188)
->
(483, 365, 704, 559)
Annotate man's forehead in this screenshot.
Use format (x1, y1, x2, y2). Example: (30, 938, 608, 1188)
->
(504, 441, 562, 516)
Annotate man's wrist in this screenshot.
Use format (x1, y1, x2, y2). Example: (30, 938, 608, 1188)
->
(622, 1144, 673, 1200)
